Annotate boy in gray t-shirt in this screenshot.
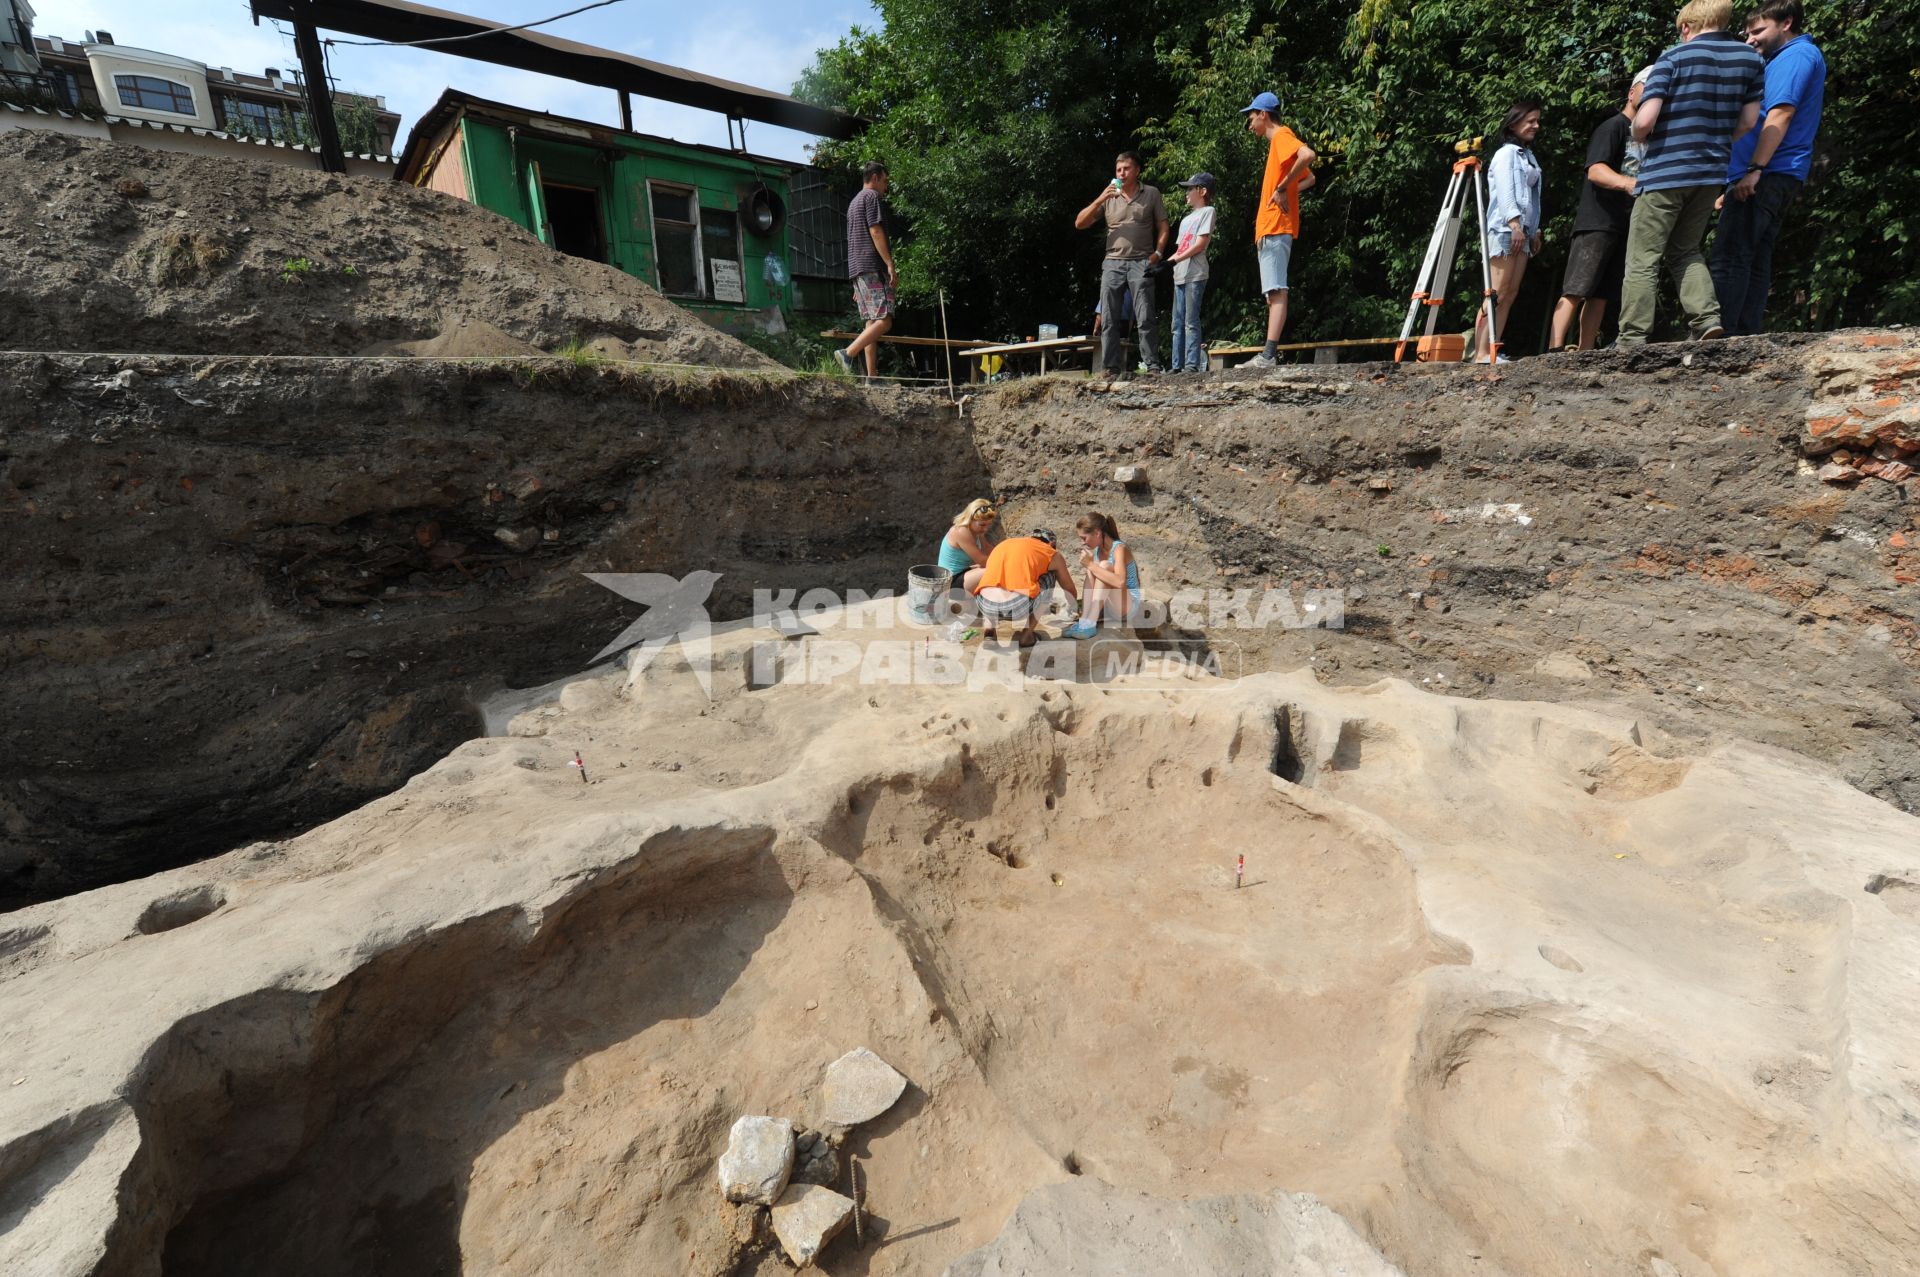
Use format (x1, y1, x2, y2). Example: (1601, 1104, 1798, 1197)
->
(1169, 173, 1217, 373)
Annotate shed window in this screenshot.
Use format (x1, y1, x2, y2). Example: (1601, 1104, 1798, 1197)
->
(648, 183, 702, 297)
(114, 74, 196, 115)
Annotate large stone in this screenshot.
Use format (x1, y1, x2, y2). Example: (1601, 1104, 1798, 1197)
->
(1114, 464, 1149, 490)
(770, 1182, 855, 1268)
(717, 1115, 794, 1205)
(819, 1047, 909, 1127)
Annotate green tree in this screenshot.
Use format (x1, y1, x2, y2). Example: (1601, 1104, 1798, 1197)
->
(801, 0, 1920, 348)
(798, 0, 1183, 339)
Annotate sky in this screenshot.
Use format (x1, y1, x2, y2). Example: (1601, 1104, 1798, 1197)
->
(30, 0, 880, 160)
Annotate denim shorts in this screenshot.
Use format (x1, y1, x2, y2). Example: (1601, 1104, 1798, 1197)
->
(1257, 234, 1293, 294)
(1486, 228, 1532, 260)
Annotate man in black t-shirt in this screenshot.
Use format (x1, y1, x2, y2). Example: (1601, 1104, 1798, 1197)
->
(1550, 68, 1650, 350)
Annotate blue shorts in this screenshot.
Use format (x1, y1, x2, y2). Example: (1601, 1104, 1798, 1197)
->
(1486, 228, 1532, 260)
(1257, 234, 1293, 294)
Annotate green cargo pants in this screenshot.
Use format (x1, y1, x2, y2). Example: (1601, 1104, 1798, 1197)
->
(1616, 185, 1723, 345)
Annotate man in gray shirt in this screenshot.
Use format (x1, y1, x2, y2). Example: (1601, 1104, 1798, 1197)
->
(1075, 151, 1169, 376)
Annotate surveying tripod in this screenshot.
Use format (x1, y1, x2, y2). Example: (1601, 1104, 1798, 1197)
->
(1394, 138, 1500, 363)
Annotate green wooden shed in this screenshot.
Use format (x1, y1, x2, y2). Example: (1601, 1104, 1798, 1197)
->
(397, 90, 849, 334)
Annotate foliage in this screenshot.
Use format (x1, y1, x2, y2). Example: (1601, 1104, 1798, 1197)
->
(798, 0, 1179, 340)
(734, 326, 846, 374)
(799, 0, 1917, 349)
(279, 257, 316, 283)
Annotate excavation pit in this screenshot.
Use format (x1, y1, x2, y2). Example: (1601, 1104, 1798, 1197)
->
(6, 615, 1917, 1276)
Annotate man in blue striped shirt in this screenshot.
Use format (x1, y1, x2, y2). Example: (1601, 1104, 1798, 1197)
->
(1617, 0, 1765, 345)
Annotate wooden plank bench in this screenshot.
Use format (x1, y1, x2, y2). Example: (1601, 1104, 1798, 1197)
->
(959, 335, 1099, 376)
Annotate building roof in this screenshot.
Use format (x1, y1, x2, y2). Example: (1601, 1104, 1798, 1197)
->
(1, 97, 394, 161)
(247, 0, 864, 140)
(395, 88, 801, 185)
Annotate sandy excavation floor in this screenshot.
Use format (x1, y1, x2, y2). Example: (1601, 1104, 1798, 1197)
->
(3, 604, 1920, 1276)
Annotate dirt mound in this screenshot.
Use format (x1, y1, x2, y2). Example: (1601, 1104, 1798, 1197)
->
(0, 130, 775, 368)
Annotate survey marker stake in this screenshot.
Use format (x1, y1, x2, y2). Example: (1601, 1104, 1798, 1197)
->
(572, 751, 588, 784)
(1236, 854, 1245, 889)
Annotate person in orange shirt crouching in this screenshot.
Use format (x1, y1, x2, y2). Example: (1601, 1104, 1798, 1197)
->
(972, 530, 1081, 649)
(1240, 91, 1317, 368)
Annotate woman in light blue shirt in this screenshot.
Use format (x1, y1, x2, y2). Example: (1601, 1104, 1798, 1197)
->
(1476, 101, 1543, 362)
(938, 498, 999, 593)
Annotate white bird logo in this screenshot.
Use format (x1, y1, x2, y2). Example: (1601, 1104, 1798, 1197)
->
(584, 570, 723, 694)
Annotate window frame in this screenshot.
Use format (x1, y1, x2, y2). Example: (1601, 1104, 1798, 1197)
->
(223, 98, 285, 140)
(645, 180, 705, 299)
(113, 73, 197, 116)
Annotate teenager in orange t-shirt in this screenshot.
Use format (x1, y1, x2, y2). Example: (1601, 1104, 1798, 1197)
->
(1240, 92, 1317, 367)
(972, 531, 1080, 648)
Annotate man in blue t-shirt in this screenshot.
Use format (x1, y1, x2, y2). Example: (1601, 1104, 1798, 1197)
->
(1711, 0, 1826, 335)
(1617, 0, 1765, 345)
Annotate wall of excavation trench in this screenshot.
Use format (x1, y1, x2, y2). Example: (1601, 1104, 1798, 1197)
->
(2, 334, 1916, 905)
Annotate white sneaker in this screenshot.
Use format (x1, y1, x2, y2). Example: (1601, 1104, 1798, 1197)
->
(1244, 352, 1279, 368)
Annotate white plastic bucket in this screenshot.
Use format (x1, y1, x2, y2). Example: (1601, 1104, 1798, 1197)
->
(906, 565, 953, 626)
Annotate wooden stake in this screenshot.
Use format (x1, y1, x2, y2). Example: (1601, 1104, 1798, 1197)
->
(939, 289, 956, 401)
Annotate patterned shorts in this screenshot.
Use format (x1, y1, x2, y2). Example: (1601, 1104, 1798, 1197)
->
(853, 272, 895, 323)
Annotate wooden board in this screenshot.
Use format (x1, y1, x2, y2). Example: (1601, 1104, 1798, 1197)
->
(820, 331, 987, 349)
(958, 336, 1097, 358)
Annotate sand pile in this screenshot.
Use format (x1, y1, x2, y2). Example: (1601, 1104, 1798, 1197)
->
(2, 603, 1917, 1276)
(0, 130, 776, 368)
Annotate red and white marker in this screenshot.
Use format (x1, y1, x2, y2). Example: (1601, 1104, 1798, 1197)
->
(1235, 854, 1245, 889)
(572, 750, 588, 784)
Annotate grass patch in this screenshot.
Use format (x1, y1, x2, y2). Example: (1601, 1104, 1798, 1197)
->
(550, 339, 609, 369)
(147, 229, 232, 286)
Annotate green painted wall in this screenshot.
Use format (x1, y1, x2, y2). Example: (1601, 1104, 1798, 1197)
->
(454, 116, 830, 332)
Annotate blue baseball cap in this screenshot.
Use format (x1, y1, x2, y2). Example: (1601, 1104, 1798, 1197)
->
(1178, 172, 1217, 190)
(1241, 92, 1280, 114)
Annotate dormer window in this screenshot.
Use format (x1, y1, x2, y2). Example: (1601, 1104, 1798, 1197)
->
(114, 74, 195, 115)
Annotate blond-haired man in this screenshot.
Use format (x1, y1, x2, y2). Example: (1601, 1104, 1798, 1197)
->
(1617, 0, 1765, 344)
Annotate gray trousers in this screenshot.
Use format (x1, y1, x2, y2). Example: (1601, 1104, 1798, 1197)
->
(1100, 258, 1159, 373)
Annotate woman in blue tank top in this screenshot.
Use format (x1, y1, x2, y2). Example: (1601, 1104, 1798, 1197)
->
(1063, 510, 1143, 638)
(938, 498, 998, 593)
